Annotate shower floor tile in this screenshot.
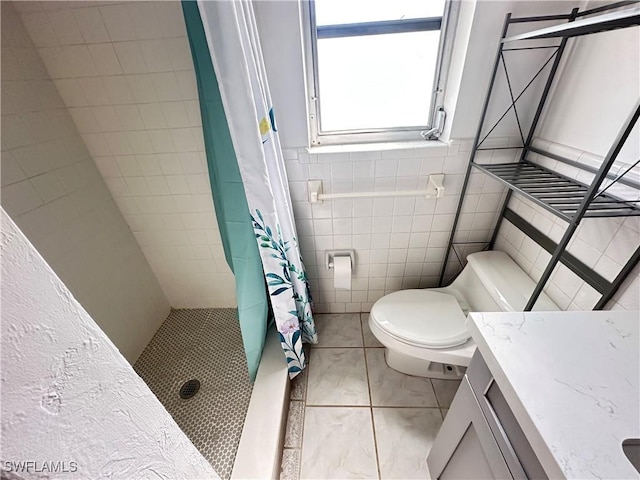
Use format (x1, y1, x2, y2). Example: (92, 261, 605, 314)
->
(280, 313, 460, 479)
(135, 308, 252, 480)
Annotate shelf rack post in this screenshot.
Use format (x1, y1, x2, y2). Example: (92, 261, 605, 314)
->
(440, 2, 640, 309)
(524, 101, 640, 310)
(489, 9, 579, 251)
(437, 13, 512, 286)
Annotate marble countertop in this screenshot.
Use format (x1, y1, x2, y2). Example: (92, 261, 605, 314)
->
(467, 310, 640, 480)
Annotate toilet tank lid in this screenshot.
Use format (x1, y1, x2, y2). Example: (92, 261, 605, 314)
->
(467, 251, 559, 312)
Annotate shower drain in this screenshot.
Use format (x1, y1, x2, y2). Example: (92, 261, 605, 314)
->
(179, 379, 200, 399)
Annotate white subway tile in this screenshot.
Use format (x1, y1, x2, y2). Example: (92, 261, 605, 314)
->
(78, 77, 112, 106)
(350, 150, 381, 162)
(165, 37, 193, 71)
(30, 171, 67, 202)
(140, 39, 173, 73)
(126, 74, 158, 103)
(152, 72, 182, 101)
(104, 131, 133, 156)
(161, 102, 190, 128)
(166, 175, 190, 195)
(331, 161, 353, 179)
(372, 216, 392, 234)
(127, 2, 162, 40)
(604, 225, 638, 266)
(87, 43, 123, 75)
(1, 152, 26, 186)
(72, 7, 110, 44)
(397, 158, 421, 177)
(99, 4, 136, 42)
(333, 218, 352, 235)
(103, 76, 135, 105)
(137, 103, 167, 130)
(185, 174, 210, 195)
(55, 78, 89, 107)
(393, 197, 415, 216)
(389, 233, 410, 249)
(175, 70, 198, 100)
(21, 11, 58, 47)
(2, 179, 44, 216)
(114, 155, 141, 177)
(374, 159, 398, 177)
(147, 129, 176, 153)
(154, 2, 187, 38)
(391, 216, 412, 233)
(93, 106, 123, 132)
(113, 105, 144, 131)
(47, 9, 83, 45)
(313, 219, 332, 236)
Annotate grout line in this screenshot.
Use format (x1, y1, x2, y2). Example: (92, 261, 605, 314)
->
(295, 348, 310, 479)
(361, 316, 382, 480)
(430, 378, 442, 409)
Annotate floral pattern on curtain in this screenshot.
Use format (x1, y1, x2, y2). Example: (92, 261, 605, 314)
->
(197, 0, 317, 378)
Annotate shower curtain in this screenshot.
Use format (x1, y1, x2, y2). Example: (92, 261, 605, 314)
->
(185, 1, 317, 379)
(182, 2, 268, 382)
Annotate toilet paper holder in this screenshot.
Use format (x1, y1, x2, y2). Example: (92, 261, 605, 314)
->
(325, 250, 355, 270)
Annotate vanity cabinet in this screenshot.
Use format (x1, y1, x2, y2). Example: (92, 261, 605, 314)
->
(428, 351, 547, 479)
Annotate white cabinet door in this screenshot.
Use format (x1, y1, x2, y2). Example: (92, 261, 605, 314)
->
(427, 377, 513, 479)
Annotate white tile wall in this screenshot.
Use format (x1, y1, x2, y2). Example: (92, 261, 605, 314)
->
(14, 0, 236, 308)
(283, 140, 513, 313)
(1, 1, 170, 362)
(494, 139, 640, 311)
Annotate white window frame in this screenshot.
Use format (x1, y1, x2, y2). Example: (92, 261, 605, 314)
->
(302, 0, 460, 146)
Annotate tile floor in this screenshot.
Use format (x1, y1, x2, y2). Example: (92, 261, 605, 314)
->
(280, 313, 462, 480)
(134, 308, 252, 479)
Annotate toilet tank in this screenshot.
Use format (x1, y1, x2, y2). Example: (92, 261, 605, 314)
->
(451, 251, 559, 312)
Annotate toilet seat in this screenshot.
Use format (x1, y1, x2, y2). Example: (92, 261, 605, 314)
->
(370, 290, 470, 349)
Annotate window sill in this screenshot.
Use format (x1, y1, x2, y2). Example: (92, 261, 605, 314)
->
(307, 139, 451, 155)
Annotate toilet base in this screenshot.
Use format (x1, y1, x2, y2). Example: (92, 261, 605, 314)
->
(385, 348, 466, 380)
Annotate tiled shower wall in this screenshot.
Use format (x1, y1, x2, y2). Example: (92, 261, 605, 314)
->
(282, 141, 513, 313)
(13, 0, 235, 308)
(1, 1, 170, 362)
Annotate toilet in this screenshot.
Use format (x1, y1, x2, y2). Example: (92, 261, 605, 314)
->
(368, 251, 559, 379)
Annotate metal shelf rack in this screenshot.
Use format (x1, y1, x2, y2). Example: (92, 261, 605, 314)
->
(439, 1, 640, 311)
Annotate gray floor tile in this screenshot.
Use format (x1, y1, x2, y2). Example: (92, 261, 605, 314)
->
(307, 348, 370, 406)
(361, 313, 384, 347)
(431, 379, 461, 408)
(314, 313, 363, 347)
(366, 348, 438, 407)
(373, 407, 442, 479)
(301, 407, 378, 479)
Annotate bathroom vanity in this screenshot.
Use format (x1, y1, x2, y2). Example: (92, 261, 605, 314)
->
(427, 310, 640, 479)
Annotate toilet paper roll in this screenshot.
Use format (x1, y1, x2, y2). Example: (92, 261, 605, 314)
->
(333, 255, 352, 290)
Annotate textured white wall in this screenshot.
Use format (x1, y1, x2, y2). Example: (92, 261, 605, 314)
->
(1, 1, 170, 362)
(13, 0, 236, 308)
(0, 208, 218, 479)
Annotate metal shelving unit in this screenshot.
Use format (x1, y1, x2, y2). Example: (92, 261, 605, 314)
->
(439, 1, 640, 311)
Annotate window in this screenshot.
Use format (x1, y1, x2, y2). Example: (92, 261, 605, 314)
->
(303, 0, 457, 145)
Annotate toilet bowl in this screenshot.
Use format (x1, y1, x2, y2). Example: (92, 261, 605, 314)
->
(369, 251, 559, 378)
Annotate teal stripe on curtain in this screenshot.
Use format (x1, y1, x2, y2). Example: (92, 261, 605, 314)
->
(181, 1, 268, 381)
